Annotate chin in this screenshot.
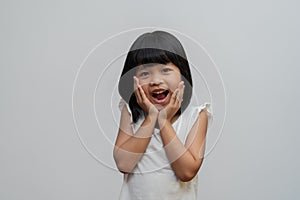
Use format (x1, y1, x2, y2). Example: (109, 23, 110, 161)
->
(153, 103, 166, 111)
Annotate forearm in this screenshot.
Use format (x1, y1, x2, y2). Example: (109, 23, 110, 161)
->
(159, 120, 204, 181)
(114, 114, 158, 172)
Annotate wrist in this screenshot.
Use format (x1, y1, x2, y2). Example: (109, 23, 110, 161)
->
(158, 115, 171, 128)
(147, 111, 159, 120)
(145, 105, 159, 116)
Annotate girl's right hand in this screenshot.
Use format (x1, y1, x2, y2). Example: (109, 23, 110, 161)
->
(133, 76, 159, 116)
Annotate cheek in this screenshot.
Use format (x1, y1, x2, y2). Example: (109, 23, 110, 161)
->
(137, 78, 150, 92)
(138, 79, 150, 86)
(141, 85, 151, 96)
(167, 76, 182, 92)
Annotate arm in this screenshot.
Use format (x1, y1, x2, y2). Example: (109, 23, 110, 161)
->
(157, 81, 209, 182)
(113, 77, 159, 173)
(159, 110, 208, 182)
(113, 105, 158, 174)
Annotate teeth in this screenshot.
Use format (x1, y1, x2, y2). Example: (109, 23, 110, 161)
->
(153, 91, 165, 94)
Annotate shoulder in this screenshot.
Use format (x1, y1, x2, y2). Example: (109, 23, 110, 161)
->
(119, 98, 132, 117)
(198, 109, 208, 122)
(184, 102, 213, 129)
(118, 99, 133, 128)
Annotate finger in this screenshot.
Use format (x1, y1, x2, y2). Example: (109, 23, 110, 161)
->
(173, 82, 183, 105)
(181, 85, 185, 103)
(133, 76, 138, 91)
(138, 85, 148, 101)
(134, 76, 143, 89)
(176, 90, 181, 105)
(135, 77, 146, 101)
(136, 88, 142, 103)
(178, 82, 185, 103)
(135, 76, 140, 86)
(133, 77, 142, 102)
(170, 88, 179, 105)
(135, 78, 149, 102)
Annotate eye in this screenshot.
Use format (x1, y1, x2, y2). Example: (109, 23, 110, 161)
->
(162, 68, 172, 73)
(138, 71, 149, 77)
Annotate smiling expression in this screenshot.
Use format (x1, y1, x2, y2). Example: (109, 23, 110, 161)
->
(135, 62, 182, 108)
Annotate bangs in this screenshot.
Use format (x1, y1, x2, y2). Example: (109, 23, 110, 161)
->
(134, 48, 172, 66)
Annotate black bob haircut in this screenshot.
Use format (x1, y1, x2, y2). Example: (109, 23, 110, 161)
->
(118, 31, 193, 123)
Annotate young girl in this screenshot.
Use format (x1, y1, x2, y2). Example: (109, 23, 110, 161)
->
(113, 30, 212, 200)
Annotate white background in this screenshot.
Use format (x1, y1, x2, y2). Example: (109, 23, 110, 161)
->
(1, 0, 299, 199)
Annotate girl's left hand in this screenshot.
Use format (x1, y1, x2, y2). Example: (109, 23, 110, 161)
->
(158, 81, 185, 126)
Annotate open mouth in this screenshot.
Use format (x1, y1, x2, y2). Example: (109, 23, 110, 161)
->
(151, 89, 170, 104)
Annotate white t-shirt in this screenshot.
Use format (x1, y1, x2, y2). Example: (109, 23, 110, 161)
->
(118, 99, 213, 200)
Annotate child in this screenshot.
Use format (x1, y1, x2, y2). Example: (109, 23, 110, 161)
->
(113, 30, 212, 200)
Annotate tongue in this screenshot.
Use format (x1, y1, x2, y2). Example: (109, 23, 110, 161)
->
(155, 93, 166, 100)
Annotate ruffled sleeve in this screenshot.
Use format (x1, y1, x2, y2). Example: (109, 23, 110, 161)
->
(194, 102, 213, 128)
(119, 98, 142, 132)
(118, 98, 132, 116)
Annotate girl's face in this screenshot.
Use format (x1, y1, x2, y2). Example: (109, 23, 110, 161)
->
(135, 62, 182, 108)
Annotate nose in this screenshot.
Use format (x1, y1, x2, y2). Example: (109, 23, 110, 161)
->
(149, 74, 163, 86)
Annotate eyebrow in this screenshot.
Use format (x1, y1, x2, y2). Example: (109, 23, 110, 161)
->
(136, 65, 146, 71)
(137, 63, 166, 70)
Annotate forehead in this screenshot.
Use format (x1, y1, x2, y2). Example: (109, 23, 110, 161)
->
(136, 63, 179, 71)
(136, 63, 163, 70)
